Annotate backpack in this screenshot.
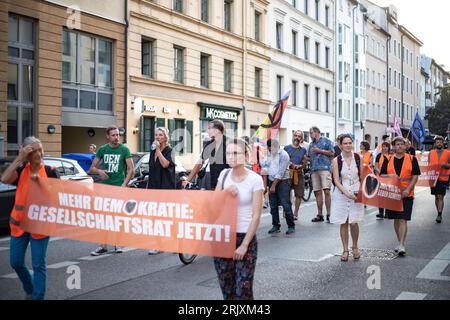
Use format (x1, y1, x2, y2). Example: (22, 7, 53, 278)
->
(332, 153, 361, 186)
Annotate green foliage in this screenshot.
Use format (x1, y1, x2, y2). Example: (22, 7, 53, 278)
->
(426, 85, 450, 136)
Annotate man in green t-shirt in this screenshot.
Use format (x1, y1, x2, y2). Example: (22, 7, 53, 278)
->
(89, 126, 134, 256)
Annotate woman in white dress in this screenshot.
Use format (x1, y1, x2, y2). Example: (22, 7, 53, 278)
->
(331, 134, 364, 262)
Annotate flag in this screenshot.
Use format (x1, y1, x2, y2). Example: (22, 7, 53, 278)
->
(411, 111, 426, 144)
(252, 91, 290, 143)
(250, 91, 290, 172)
(392, 113, 402, 137)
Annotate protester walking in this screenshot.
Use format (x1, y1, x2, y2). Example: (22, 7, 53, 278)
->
(284, 131, 308, 220)
(373, 135, 391, 159)
(359, 141, 373, 168)
(89, 126, 134, 256)
(429, 136, 450, 223)
(374, 142, 392, 219)
(330, 135, 364, 262)
(214, 138, 264, 300)
(307, 127, 335, 223)
(89, 144, 97, 154)
(266, 139, 296, 235)
(145, 127, 176, 254)
(1, 137, 60, 300)
(380, 137, 420, 257)
(183, 120, 229, 190)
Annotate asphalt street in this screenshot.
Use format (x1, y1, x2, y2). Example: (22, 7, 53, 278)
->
(0, 187, 449, 300)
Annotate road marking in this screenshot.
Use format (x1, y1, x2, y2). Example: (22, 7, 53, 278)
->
(79, 254, 111, 261)
(47, 261, 79, 269)
(282, 254, 335, 263)
(1, 270, 33, 279)
(416, 241, 450, 281)
(396, 292, 427, 300)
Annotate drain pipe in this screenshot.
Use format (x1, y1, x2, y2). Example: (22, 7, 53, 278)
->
(123, 0, 129, 144)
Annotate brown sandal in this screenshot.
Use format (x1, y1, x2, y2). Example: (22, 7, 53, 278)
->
(352, 247, 361, 260)
(341, 251, 349, 262)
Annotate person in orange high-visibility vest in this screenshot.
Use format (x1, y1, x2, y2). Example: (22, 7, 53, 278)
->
(380, 137, 420, 257)
(359, 141, 373, 169)
(429, 136, 450, 223)
(1, 136, 59, 300)
(374, 142, 392, 219)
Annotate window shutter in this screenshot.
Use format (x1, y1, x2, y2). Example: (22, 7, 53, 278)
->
(186, 120, 193, 153)
(156, 118, 165, 128)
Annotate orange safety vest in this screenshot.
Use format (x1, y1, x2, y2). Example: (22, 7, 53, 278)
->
(429, 149, 450, 182)
(10, 163, 49, 239)
(387, 154, 415, 197)
(377, 154, 391, 171)
(359, 151, 372, 166)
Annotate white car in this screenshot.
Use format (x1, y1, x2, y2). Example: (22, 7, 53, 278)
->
(43, 157, 93, 184)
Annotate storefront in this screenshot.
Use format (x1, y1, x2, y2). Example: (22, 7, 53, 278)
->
(198, 103, 241, 144)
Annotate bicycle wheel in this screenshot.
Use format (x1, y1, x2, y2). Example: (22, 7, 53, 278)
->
(179, 253, 197, 265)
(303, 179, 313, 202)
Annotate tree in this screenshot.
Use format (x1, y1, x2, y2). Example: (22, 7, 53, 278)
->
(426, 85, 450, 136)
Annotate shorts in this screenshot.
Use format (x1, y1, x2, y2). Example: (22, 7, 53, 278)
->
(431, 180, 449, 196)
(311, 171, 332, 192)
(291, 174, 305, 198)
(385, 197, 414, 221)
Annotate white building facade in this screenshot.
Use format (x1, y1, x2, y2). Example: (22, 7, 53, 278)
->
(268, 0, 335, 146)
(336, 0, 366, 149)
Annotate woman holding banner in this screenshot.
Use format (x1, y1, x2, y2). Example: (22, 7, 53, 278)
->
(380, 137, 421, 257)
(214, 138, 264, 300)
(1, 137, 59, 300)
(331, 135, 364, 262)
(145, 127, 176, 255)
(374, 142, 392, 219)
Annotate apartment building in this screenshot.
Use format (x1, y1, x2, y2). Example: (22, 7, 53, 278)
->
(2, 0, 127, 156)
(126, 0, 271, 168)
(269, 0, 335, 145)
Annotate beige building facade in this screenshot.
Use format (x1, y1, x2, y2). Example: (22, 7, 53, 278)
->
(126, 0, 271, 169)
(385, 5, 422, 137)
(1, 0, 127, 156)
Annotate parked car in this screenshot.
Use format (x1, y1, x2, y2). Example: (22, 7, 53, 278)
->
(128, 153, 189, 189)
(0, 157, 93, 229)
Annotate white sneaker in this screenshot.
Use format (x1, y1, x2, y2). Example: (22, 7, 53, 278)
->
(90, 246, 108, 256)
(398, 245, 406, 256)
(148, 250, 161, 255)
(113, 246, 123, 254)
(394, 245, 401, 253)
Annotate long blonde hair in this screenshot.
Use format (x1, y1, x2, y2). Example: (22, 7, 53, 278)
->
(156, 127, 170, 145)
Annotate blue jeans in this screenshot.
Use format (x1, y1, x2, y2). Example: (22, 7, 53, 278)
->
(10, 233, 49, 300)
(269, 180, 295, 228)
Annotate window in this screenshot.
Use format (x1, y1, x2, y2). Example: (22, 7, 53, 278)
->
(224, 0, 232, 31)
(292, 30, 298, 55)
(174, 46, 184, 83)
(224, 60, 232, 92)
(315, 87, 320, 111)
(338, 24, 342, 55)
(173, 0, 183, 13)
(325, 5, 330, 27)
(8, 14, 35, 153)
(315, 0, 320, 21)
(200, 53, 209, 88)
(389, 67, 392, 86)
(276, 75, 283, 100)
(388, 97, 392, 115)
(325, 47, 330, 69)
(276, 22, 283, 50)
(304, 36, 310, 61)
(394, 40, 397, 56)
(62, 29, 113, 112)
(355, 103, 360, 122)
(304, 84, 309, 109)
(338, 99, 343, 118)
(255, 68, 262, 98)
(292, 0, 297, 8)
(169, 119, 186, 155)
(255, 11, 261, 41)
(140, 117, 155, 152)
(292, 80, 298, 106)
(305, 0, 309, 15)
(315, 42, 320, 65)
(142, 38, 154, 78)
(201, 0, 209, 22)
(394, 70, 397, 87)
(325, 90, 330, 113)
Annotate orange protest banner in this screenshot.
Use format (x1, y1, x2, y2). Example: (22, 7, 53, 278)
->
(357, 166, 404, 212)
(21, 179, 238, 258)
(417, 163, 439, 187)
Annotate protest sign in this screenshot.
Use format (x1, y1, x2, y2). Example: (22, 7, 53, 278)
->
(21, 179, 238, 258)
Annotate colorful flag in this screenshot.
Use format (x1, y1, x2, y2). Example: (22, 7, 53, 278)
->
(252, 91, 290, 143)
(392, 113, 402, 137)
(411, 111, 426, 144)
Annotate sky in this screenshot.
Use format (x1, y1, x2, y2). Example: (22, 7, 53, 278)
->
(372, 0, 450, 70)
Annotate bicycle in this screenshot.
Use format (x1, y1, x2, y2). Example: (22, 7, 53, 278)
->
(302, 166, 313, 202)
